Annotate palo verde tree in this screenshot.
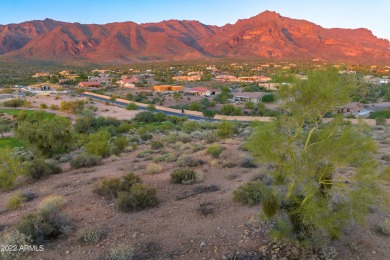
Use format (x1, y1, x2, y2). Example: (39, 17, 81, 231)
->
(246, 69, 384, 247)
(16, 115, 73, 157)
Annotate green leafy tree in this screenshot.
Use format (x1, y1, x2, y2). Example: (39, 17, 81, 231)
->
(0, 149, 24, 190)
(16, 116, 73, 157)
(85, 129, 110, 157)
(202, 109, 216, 122)
(246, 69, 384, 246)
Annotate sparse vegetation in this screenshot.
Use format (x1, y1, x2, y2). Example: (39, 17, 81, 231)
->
(70, 153, 102, 168)
(79, 227, 104, 244)
(116, 184, 158, 212)
(233, 181, 270, 206)
(145, 163, 163, 174)
(171, 168, 197, 184)
(17, 195, 72, 244)
(6, 191, 26, 210)
(206, 144, 224, 158)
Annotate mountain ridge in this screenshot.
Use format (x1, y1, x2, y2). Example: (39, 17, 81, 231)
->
(0, 11, 389, 64)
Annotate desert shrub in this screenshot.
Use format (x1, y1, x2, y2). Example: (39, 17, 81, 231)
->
(240, 156, 258, 168)
(206, 144, 224, 158)
(85, 129, 110, 157)
(80, 227, 104, 244)
(0, 230, 32, 260)
(153, 154, 169, 162)
(6, 191, 26, 210)
(177, 156, 201, 167)
(140, 133, 153, 141)
(183, 121, 201, 133)
(381, 154, 390, 162)
(177, 133, 192, 143)
(24, 158, 61, 180)
(93, 178, 123, 199)
(379, 219, 390, 236)
(49, 104, 59, 110)
(116, 184, 158, 212)
(222, 160, 237, 168)
(165, 154, 177, 162)
(171, 168, 197, 184)
(216, 120, 236, 138)
(233, 181, 270, 206)
(380, 167, 390, 182)
(93, 172, 141, 199)
(113, 136, 129, 151)
(17, 195, 71, 244)
(165, 133, 178, 143)
(136, 149, 152, 158)
(3, 99, 24, 108)
(39, 103, 48, 109)
(204, 131, 218, 143)
(44, 159, 62, 174)
(126, 102, 138, 110)
(145, 163, 163, 175)
(70, 153, 101, 169)
(106, 246, 133, 260)
(192, 144, 204, 152)
(22, 191, 37, 201)
(150, 140, 164, 150)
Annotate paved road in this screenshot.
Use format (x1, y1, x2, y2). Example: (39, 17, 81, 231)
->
(80, 93, 220, 122)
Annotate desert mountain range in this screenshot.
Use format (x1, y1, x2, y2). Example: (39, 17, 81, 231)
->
(0, 11, 389, 64)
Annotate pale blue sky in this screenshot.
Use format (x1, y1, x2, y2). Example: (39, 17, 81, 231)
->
(1, 0, 389, 40)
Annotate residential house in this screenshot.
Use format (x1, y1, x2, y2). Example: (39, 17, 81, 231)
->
(234, 92, 270, 103)
(79, 82, 101, 88)
(172, 75, 201, 81)
(153, 85, 184, 92)
(215, 75, 238, 82)
(88, 75, 113, 84)
(337, 102, 364, 114)
(184, 87, 220, 96)
(238, 76, 271, 83)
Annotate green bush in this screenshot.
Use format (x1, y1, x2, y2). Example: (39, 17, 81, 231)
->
(216, 120, 236, 138)
(17, 195, 72, 244)
(177, 156, 202, 167)
(233, 181, 270, 206)
(6, 191, 26, 210)
(0, 231, 32, 260)
(206, 144, 224, 158)
(145, 163, 163, 175)
(24, 158, 62, 180)
(106, 246, 133, 260)
(93, 172, 141, 199)
(150, 140, 164, 150)
(204, 131, 218, 143)
(3, 99, 24, 108)
(126, 102, 138, 110)
(140, 133, 153, 141)
(93, 178, 123, 199)
(240, 157, 258, 168)
(379, 219, 390, 236)
(79, 227, 104, 244)
(222, 160, 237, 168)
(116, 184, 158, 212)
(113, 136, 129, 151)
(183, 121, 201, 133)
(70, 153, 102, 169)
(85, 129, 110, 157)
(171, 168, 197, 184)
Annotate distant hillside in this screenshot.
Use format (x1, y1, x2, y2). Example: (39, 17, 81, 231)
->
(0, 11, 389, 64)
